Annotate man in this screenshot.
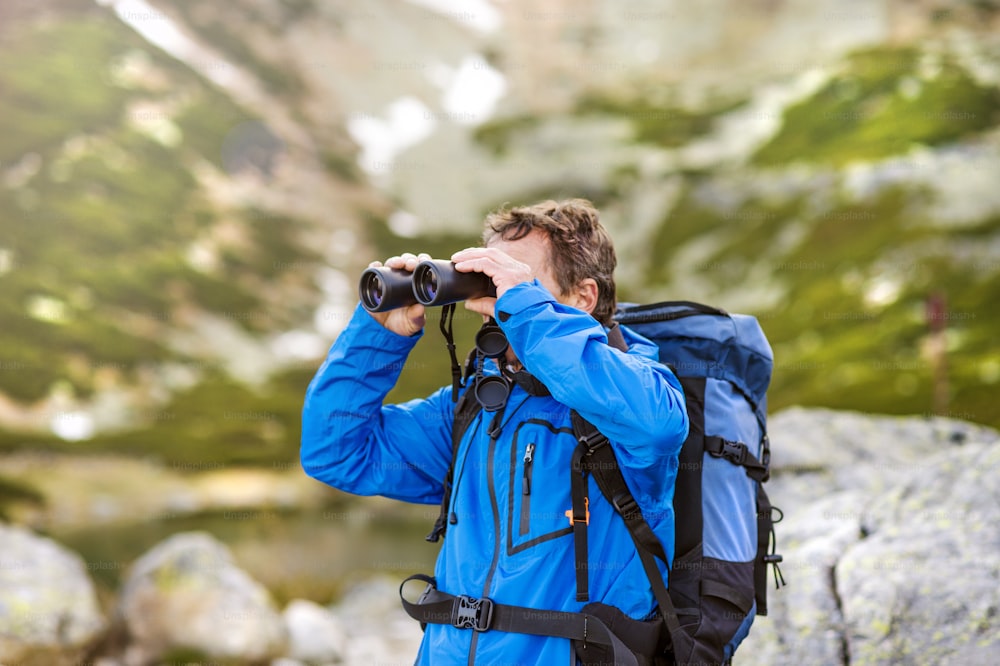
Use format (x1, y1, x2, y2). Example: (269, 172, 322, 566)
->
(301, 199, 688, 664)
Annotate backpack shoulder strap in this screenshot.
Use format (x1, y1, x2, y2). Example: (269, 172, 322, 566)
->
(428, 321, 627, 542)
(606, 321, 628, 353)
(570, 412, 690, 658)
(425, 386, 482, 542)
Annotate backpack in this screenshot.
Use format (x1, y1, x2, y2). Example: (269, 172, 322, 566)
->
(608, 300, 785, 664)
(404, 300, 784, 666)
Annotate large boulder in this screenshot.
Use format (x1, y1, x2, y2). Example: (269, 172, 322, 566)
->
(739, 408, 1000, 665)
(837, 441, 1000, 664)
(282, 598, 347, 664)
(116, 531, 287, 664)
(0, 523, 106, 666)
(329, 577, 424, 666)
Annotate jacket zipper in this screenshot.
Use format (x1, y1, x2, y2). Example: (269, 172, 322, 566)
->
(522, 442, 535, 494)
(519, 442, 535, 536)
(468, 396, 529, 665)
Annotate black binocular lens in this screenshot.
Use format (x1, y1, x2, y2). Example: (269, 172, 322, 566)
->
(415, 265, 439, 303)
(359, 266, 419, 312)
(359, 259, 497, 312)
(412, 260, 496, 307)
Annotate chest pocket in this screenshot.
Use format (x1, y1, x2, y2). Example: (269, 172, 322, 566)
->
(506, 419, 576, 555)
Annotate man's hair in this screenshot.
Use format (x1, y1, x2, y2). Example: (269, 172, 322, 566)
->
(483, 198, 617, 326)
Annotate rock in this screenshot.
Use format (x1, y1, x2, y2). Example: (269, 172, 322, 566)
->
(329, 577, 424, 666)
(117, 531, 287, 664)
(767, 406, 999, 498)
(0, 523, 106, 666)
(282, 598, 346, 664)
(837, 441, 1000, 665)
(738, 408, 1000, 665)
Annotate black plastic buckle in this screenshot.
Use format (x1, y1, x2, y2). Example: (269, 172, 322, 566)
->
(720, 439, 747, 465)
(452, 595, 494, 632)
(577, 430, 608, 453)
(611, 492, 639, 519)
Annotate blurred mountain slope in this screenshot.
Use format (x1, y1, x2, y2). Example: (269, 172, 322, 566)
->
(1, 0, 998, 479)
(0, 0, 382, 465)
(382, 0, 1000, 426)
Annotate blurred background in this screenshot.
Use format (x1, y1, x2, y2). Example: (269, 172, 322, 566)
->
(1, 0, 999, 662)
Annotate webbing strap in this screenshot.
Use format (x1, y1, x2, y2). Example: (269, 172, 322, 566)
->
(571, 413, 690, 658)
(704, 436, 769, 483)
(570, 444, 591, 602)
(439, 303, 462, 402)
(426, 387, 481, 543)
(399, 575, 639, 666)
(606, 322, 629, 353)
(754, 483, 785, 616)
(701, 578, 753, 614)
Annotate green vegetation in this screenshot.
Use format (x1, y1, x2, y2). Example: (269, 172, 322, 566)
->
(575, 92, 742, 147)
(640, 175, 1000, 427)
(173, 96, 257, 171)
(755, 46, 1000, 166)
(0, 20, 131, 163)
(756, 197, 1000, 425)
(0, 476, 45, 520)
(540, 44, 1000, 429)
(2, 10, 998, 484)
(0, 366, 314, 467)
(0, 11, 325, 453)
(473, 92, 741, 156)
(473, 114, 544, 156)
(322, 149, 362, 183)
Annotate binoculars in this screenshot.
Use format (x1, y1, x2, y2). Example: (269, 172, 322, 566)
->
(359, 259, 497, 312)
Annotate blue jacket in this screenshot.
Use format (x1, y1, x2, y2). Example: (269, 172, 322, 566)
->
(301, 280, 688, 665)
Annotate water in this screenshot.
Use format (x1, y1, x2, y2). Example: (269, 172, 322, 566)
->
(51, 506, 441, 607)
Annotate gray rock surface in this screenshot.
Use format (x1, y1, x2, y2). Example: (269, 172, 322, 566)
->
(330, 577, 424, 666)
(282, 598, 347, 665)
(116, 531, 287, 665)
(0, 523, 106, 666)
(739, 408, 1000, 665)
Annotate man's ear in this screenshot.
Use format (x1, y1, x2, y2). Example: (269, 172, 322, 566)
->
(568, 278, 599, 315)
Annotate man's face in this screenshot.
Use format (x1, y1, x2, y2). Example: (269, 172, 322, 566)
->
(483, 228, 585, 370)
(486, 229, 565, 303)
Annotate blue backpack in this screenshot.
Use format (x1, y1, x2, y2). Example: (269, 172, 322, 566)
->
(409, 300, 784, 665)
(605, 300, 785, 664)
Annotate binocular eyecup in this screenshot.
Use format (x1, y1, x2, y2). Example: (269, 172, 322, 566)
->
(472, 320, 510, 412)
(359, 259, 497, 312)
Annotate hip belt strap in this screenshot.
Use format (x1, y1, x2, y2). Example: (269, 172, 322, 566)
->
(399, 574, 639, 666)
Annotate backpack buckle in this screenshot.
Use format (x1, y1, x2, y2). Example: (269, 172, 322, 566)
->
(719, 439, 748, 465)
(452, 594, 494, 632)
(577, 430, 608, 453)
(612, 492, 639, 519)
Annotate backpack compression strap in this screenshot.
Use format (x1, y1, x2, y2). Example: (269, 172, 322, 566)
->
(399, 574, 641, 666)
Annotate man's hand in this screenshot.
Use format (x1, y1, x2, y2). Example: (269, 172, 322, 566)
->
(366, 252, 430, 336)
(451, 247, 534, 318)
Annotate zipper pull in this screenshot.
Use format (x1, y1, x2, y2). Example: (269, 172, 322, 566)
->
(522, 443, 535, 495)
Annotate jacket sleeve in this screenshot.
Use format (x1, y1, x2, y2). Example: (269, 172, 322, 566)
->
(300, 304, 454, 505)
(495, 281, 688, 493)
